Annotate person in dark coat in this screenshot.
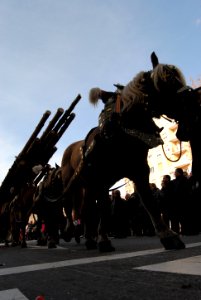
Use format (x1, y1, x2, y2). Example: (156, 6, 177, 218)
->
(170, 168, 190, 234)
(110, 190, 129, 238)
(159, 174, 173, 229)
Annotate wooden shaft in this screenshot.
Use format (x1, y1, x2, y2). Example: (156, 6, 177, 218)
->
(18, 110, 51, 158)
(53, 94, 81, 132)
(57, 113, 75, 140)
(40, 108, 64, 141)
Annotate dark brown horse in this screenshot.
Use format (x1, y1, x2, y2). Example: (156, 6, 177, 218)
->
(32, 164, 77, 248)
(175, 85, 201, 209)
(8, 183, 36, 247)
(61, 53, 189, 252)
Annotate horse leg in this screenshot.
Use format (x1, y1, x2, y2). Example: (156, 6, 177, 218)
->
(82, 189, 99, 250)
(96, 191, 115, 252)
(62, 195, 76, 242)
(44, 203, 58, 249)
(62, 187, 84, 243)
(72, 188, 85, 244)
(134, 168, 185, 250)
(11, 222, 20, 247)
(20, 221, 27, 248)
(0, 211, 11, 246)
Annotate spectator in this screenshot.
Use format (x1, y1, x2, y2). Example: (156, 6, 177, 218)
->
(171, 168, 190, 234)
(159, 175, 173, 229)
(111, 190, 129, 238)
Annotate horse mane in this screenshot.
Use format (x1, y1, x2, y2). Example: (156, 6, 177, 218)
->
(121, 71, 147, 110)
(88, 63, 186, 113)
(121, 63, 186, 111)
(151, 64, 186, 91)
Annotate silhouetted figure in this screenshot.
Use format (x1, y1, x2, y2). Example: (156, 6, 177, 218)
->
(171, 168, 190, 234)
(159, 175, 172, 229)
(111, 190, 129, 238)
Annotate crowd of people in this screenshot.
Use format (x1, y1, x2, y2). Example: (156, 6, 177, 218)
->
(22, 167, 200, 244)
(109, 168, 201, 238)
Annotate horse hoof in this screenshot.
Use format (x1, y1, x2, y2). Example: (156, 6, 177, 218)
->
(98, 240, 115, 252)
(75, 236, 80, 244)
(85, 239, 97, 250)
(160, 234, 185, 250)
(48, 240, 57, 249)
(61, 235, 72, 242)
(21, 242, 27, 248)
(37, 239, 47, 246)
(11, 242, 18, 247)
(61, 224, 75, 243)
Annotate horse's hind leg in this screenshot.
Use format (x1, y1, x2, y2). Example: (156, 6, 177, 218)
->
(135, 169, 185, 250)
(62, 190, 82, 243)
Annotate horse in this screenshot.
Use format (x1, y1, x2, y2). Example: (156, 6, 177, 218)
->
(0, 202, 12, 246)
(33, 164, 70, 248)
(61, 52, 189, 252)
(8, 182, 36, 247)
(174, 84, 201, 209)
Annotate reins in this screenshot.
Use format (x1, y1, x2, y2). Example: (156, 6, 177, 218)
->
(160, 115, 183, 162)
(109, 181, 129, 192)
(161, 138, 182, 163)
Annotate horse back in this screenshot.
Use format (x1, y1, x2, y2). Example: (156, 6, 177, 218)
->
(61, 140, 84, 186)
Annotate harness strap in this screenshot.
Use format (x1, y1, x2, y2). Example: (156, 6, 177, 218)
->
(123, 127, 163, 149)
(115, 94, 121, 113)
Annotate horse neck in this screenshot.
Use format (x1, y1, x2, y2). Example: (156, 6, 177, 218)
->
(121, 105, 155, 133)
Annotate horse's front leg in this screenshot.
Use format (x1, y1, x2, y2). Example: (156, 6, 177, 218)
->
(96, 190, 115, 252)
(81, 188, 100, 250)
(135, 168, 185, 250)
(10, 221, 21, 247)
(20, 221, 27, 248)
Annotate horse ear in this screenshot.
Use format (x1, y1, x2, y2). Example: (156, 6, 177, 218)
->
(55, 163, 60, 169)
(151, 52, 159, 69)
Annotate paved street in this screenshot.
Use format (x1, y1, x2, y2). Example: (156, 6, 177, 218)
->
(1, 234, 201, 299)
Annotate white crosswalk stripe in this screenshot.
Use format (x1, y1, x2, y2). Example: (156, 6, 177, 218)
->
(0, 288, 29, 300)
(0, 242, 201, 277)
(136, 255, 201, 276)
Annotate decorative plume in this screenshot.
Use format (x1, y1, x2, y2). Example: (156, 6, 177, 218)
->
(89, 87, 102, 105)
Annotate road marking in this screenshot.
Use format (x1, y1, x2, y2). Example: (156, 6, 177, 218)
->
(136, 255, 201, 276)
(0, 248, 165, 276)
(135, 242, 201, 275)
(28, 244, 66, 250)
(0, 288, 29, 299)
(0, 242, 201, 277)
(0, 242, 66, 250)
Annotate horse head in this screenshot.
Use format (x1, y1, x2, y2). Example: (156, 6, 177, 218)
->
(88, 53, 198, 148)
(41, 165, 63, 201)
(150, 52, 201, 143)
(121, 53, 188, 118)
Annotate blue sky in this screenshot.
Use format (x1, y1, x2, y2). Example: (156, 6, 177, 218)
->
(0, 0, 201, 183)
